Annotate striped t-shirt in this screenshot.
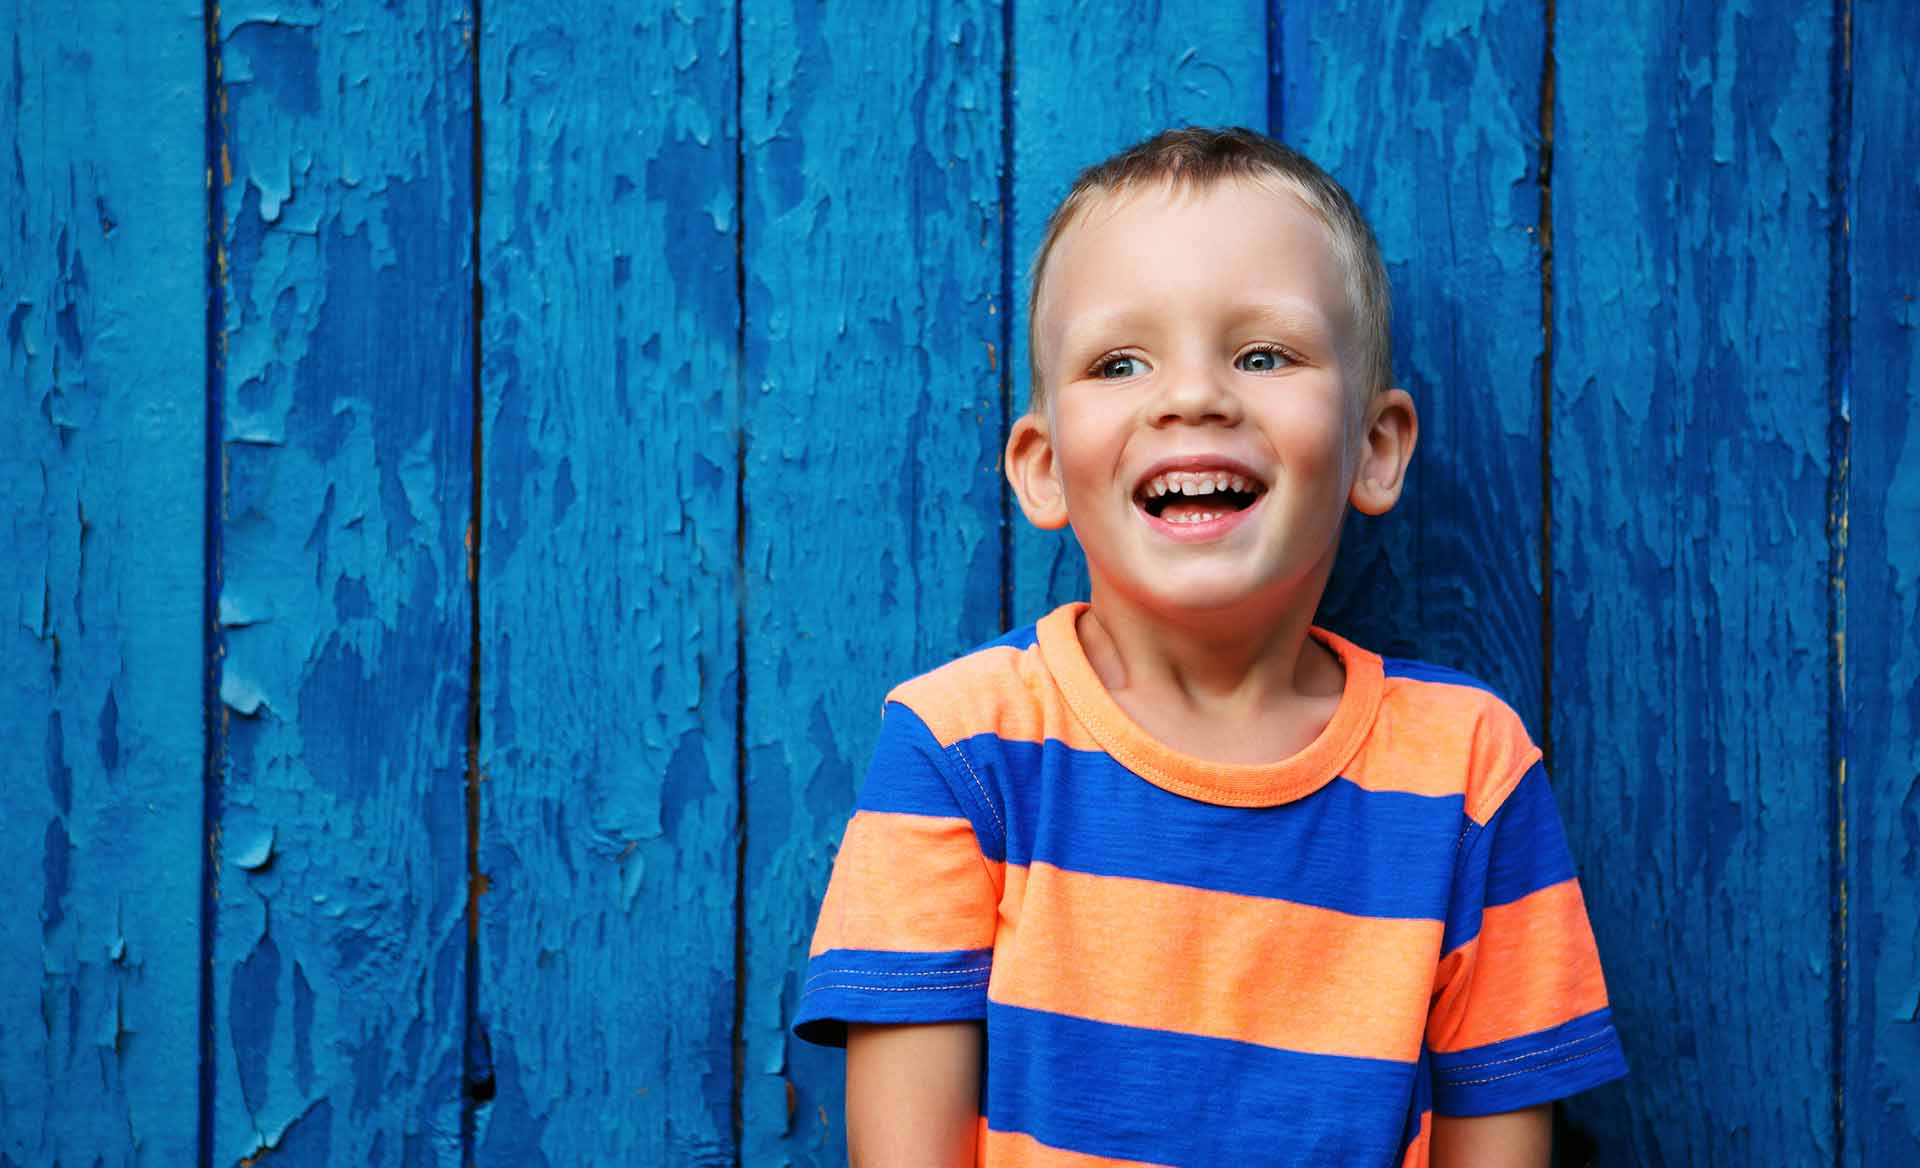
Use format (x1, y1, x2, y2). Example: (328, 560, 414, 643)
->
(795, 603, 1627, 1166)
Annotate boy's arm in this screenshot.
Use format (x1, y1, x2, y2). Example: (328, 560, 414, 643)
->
(1430, 1105, 1551, 1168)
(845, 1021, 982, 1168)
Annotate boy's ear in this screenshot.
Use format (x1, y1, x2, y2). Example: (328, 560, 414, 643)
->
(1005, 412, 1071, 530)
(1349, 387, 1418, 516)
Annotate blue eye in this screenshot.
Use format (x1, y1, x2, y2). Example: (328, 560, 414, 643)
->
(1236, 346, 1290, 372)
(1097, 355, 1145, 379)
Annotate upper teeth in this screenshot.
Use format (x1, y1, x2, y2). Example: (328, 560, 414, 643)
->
(1146, 471, 1252, 497)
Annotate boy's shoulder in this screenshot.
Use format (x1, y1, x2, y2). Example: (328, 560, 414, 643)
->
(879, 623, 1546, 822)
(881, 621, 1049, 748)
(1364, 648, 1543, 822)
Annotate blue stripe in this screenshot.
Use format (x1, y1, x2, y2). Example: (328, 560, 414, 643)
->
(1441, 763, 1580, 953)
(793, 947, 994, 1048)
(1480, 763, 1577, 906)
(1430, 1008, 1628, 1117)
(857, 704, 980, 810)
(858, 704, 1009, 859)
(1381, 656, 1504, 695)
(986, 1003, 1412, 1165)
(954, 734, 1465, 920)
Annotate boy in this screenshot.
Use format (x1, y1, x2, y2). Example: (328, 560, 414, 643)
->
(794, 127, 1626, 1167)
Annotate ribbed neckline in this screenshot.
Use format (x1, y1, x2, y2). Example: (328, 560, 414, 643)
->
(1035, 602, 1383, 807)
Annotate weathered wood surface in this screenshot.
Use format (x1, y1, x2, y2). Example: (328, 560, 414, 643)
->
(1551, 2, 1838, 1161)
(738, 3, 1006, 1162)
(7, 2, 1920, 1164)
(210, 3, 474, 1161)
(0, 5, 206, 1165)
(1846, 0, 1920, 1157)
(1285, 0, 1547, 732)
(476, 4, 741, 1164)
(1007, 0, 1267, 624)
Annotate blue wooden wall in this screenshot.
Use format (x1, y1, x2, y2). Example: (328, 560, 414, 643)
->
(4, 1, 1914, 1164)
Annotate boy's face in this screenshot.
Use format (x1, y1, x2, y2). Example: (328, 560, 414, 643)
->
(1010, 178, 1410, 622)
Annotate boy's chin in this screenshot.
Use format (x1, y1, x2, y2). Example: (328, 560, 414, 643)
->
(1103, 569, 1314, 626)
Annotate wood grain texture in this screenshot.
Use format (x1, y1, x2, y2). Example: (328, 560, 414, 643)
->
(1845, 0, 1920, 1156)
(210, 2, 473, 1160)
(1282, 0, 1546, 730)
(1007, 0, 1267, 624)
(7, 4, 1920, 1163)
(739, 2, 1005, 1161)
(1550, 2, 1837, 1160)
(0, 5, 205, 1164)
(475, 5, 740, 1164)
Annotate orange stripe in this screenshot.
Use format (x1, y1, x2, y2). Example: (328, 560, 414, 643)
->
(1427, 879, 1609, 1052)
(889, 644, 1107, 754)
(978, 1122, 1171, 1168)
(808, 811, 1003, 957)
(1350, 678, 1541, 809)
(1399, 1113, 1431, 1167)
(990, 862, 1442, 1062)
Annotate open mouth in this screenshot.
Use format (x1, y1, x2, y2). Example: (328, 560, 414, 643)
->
(1135, 468, 1269, 525)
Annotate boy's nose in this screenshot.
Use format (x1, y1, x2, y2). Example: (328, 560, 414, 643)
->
(1149, 363, 1242, 427)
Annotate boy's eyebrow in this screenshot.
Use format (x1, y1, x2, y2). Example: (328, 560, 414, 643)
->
(1051, 307, 1158, 358)
(1052, 298, 1339, 360)
(1227, 299, 1339, 343)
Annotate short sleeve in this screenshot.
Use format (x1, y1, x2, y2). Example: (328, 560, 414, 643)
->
(1426, 761, 1629, 1115)
(791, 701, 1003, 1047)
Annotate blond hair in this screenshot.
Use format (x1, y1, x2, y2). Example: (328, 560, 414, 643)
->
(1026, 126, 1392, 410)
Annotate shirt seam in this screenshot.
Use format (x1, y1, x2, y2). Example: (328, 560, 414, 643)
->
(804, 980, 990, 994)
(882, 698, 1008, 865)
(1436, 1039, 1612, 1089)
(1435, 1027, 1611, 1076)
(805, 965, 992, 983)
(945, 739, 1006, 841)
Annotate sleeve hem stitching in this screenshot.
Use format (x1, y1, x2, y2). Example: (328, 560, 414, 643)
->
(1435, 1037, 1614, 1089)
(1435, 1027, 1612, 1076)
(802, 981, 990, 994)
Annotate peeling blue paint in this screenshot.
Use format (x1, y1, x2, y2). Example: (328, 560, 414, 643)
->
(40, 819, 70, 935)
(1845, 0, 1920, 1156)
(1, 6, 205, 1165)
(44, 711, 72, 815)
(1552, 2, 1839, 1160)
(233, 825, 276, 872)
(6, 4, 1916, 1166)
(209, 2, 474, 1162)
(231, 930, 282, 1118)
(226, 20, 322, 119)
(292, 960, 318, 1095)
(478, 4, 742, 1162)
(94, 686, 118, 771)
(740, 3, 1013, 1162)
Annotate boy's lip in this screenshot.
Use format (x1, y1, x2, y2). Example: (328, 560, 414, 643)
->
(1130, 454, 1271, 541)
(1130, 455, 1270, 500)
(1139, 495, 1264, 541)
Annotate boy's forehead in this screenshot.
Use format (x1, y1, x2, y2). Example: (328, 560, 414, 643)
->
(1036, 177, 1350, 347)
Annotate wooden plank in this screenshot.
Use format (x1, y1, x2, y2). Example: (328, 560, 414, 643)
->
(209, 4, 473, 1161)
(1550, 3, 1836, 1160)
(0, 4, 206, 1165)
(1279, 0, 1546, 730)
(1845, 0, 1920, 1156)
(1008, 1, 1267, 624)
(475, 5, 740, 1164)
(738, 3, 1005, 1162)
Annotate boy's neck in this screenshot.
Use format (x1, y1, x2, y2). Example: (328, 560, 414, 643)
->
(1075, 578, 1346, 766)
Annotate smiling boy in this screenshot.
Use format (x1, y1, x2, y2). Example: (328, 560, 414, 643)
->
(794, 128, 1627, 1167)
